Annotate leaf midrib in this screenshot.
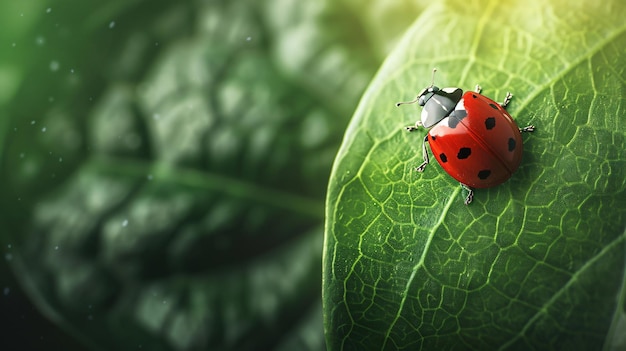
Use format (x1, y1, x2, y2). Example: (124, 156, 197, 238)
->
(379, 1, 503, 345)
(91, 155, 325, 219)
(380, 186, 460, 350)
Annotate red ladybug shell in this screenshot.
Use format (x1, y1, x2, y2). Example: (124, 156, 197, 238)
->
(428, 91, 523, 188)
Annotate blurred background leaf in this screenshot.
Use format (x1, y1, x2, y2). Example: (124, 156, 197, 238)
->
(0, 0, 429, 350)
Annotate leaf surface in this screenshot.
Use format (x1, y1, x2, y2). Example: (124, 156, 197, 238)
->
(323, 0, 626, 350)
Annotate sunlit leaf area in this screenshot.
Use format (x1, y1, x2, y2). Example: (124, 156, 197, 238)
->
(324, 1, 626, 350)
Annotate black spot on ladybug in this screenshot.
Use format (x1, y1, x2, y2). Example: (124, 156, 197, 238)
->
(489, 103, 499, 110)
(440, 153, 447, 163)
(453, 109, 467, 119)
(431, 135, 436, 141)
(485, 117, 496, 130)
(472, 94, 477, 98)
(448, 116, 460, 129)
(478, 169, 491, 179)
(447, 110, 467, 129)
(508, 138, 516, 151)
(457, 147, 471, 159)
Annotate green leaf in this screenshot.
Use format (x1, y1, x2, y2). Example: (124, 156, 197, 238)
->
(1, 0, 395, 350)
(323, 0, 626, 350)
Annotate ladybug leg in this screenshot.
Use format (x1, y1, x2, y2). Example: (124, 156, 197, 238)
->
(405, 124, 430, 172)
(416, 135, 430, 172)
(520, 125, 535, 133)
(474, 84, 482, 93)
(460, 183, 474, 205)
(501, 92, 513, 109)
(405, 121, 422, 132)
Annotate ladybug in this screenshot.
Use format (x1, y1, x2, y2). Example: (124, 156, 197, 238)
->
(397, 69, 535, 205)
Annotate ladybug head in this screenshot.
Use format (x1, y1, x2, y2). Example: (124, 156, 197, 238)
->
(396, 69, 463, 128)
(418, 85, 463, 128)
(416, 86, 440, 106)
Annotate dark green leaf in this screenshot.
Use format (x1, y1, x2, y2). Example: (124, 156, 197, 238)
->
(323, 0, 626, 350)
(1, 0, 396, 350)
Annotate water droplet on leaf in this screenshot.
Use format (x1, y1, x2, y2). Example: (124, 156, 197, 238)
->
(50, 61, 60, 72)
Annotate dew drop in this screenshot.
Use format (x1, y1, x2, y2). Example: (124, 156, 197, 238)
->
(50, 61, 60, 72)
(46, 8, 52, 13)
(122, 219, 128, 227)
(109, 21, 115, 29)
(3, 287, 9, 296)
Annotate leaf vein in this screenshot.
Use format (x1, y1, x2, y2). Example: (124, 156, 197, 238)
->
(381, 186, 460, 348)
(514, 22, 626, 114)
(92, 155, 324, 219)
(497, 233, 626, 350)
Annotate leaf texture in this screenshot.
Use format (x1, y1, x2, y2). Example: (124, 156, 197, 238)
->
(323, 0, 626, 350)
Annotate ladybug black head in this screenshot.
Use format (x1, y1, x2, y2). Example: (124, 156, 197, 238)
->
(419, 86, 463, 128)
(417, 86, 440, 106)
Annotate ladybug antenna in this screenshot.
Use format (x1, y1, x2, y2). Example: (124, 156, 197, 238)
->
(395, 96, 419, 107)
(395, 68, 438, 107)
(430, 68, 437, 87)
